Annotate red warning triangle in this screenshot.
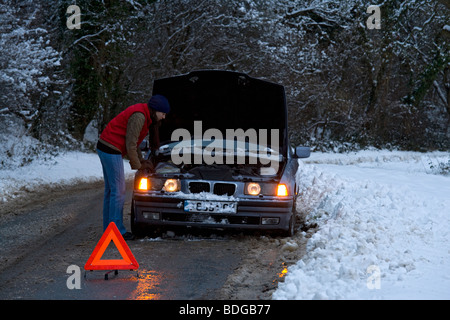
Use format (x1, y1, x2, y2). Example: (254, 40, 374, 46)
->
(84, 222, 139, 271)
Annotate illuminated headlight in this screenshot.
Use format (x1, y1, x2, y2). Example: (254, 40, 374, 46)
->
(136, 177, 165, 191)
(245, 182, 261, 196)
(163, 179, 180, 192)
(276, 184, 288, 197)
(138, 177, 149, 190)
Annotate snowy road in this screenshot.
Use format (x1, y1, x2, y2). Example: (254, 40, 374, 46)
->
(0, 179, 295, 300)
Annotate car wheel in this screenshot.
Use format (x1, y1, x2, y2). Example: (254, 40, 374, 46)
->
(282, 194, 299, 237)
(287, 213, 295, 237)
(280, 213, 295, 237)
(130, 200, 145, 238)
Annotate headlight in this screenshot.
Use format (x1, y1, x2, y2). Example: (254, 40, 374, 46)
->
(276, 184, 288, 196)
(245, 182, 261, 196)
(138, 177, 149, 190)
(163, 179, 180, 192)
(135, 177, 165, 191)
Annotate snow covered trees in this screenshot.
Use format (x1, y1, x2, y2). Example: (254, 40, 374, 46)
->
(1, 0, 449, 167)
(0, 0, 63, 137)
(58, 0, 147, 139)
(258, 0, 448, 150)
(0, 0, 68, 168)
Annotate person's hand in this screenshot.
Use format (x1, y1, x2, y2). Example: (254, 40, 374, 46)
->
(140, 160, 154, 171)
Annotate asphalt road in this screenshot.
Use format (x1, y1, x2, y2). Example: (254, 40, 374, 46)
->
(0, 181, 295, 300)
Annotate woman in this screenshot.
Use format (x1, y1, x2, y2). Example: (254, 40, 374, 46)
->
(96, 95, 170, 240)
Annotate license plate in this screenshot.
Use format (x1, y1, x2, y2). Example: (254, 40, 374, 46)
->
(184, 200, 237, 214)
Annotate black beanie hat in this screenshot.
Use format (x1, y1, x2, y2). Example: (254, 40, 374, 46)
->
(148, 95, 170, 113)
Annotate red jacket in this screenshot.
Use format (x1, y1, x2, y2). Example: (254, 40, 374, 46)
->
(99, 103, 152, 156)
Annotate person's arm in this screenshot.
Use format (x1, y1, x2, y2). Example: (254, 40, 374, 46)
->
(126, 112, 146, 170)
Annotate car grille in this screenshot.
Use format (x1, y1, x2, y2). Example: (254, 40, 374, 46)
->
(189, 182, 235, 196)
(213, 183, 235, 196)
(189, 182, 210, 193)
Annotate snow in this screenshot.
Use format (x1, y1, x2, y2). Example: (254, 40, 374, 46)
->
(0, 151, 133, 203)
(1, 148, 449, 299)
(273, 150, 450, 300)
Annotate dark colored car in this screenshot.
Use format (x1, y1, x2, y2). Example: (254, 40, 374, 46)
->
(131, 70, 310, 237)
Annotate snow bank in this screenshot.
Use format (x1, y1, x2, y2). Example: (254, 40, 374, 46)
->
(0, 151, 133, 203)
(273, 150, 450, 300)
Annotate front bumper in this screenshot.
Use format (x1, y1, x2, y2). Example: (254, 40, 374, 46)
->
(132, 193, 294, 232)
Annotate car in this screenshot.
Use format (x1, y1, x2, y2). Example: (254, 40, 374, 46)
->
(131, 70, 310, 237)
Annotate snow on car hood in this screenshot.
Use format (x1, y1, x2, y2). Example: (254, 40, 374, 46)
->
(152, 70, 288, 157)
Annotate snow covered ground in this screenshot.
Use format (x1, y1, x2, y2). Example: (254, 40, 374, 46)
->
(273, 150, 450, 300)
(0, 151, 134, 203)
(1, 149, 449, 299)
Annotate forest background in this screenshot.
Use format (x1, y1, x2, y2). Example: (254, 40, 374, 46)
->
(1, 0, 449, 169)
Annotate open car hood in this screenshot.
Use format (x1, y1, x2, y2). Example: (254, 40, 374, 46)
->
(152, 70, 288, 157)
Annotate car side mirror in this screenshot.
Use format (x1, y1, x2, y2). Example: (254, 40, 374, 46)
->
(294, 146, 310, 158)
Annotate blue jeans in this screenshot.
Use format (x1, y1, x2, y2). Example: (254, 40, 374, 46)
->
(97, 149, 127, 235)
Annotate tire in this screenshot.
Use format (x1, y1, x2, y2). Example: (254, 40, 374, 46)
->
(287, 213, 295, 237)
(283, 193, 299, 237)
(130, 200, 145, 238)
(280, 213, 295, 237)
